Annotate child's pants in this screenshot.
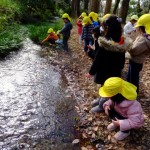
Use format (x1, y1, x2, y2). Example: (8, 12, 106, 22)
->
(84, 39, 93, 52)
(63, 36, 70, 51)
(49, 39, 56, 44)
(108, 108, 130, 133)
(127, 60, 143, 93)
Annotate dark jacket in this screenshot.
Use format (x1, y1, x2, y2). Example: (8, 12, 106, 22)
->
(87, 39, 99, 59)
(89, 37, 132, 84)
(81, 24, 94, 40)
(60, 22, 72, 38)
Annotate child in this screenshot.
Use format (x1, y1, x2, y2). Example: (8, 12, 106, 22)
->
(87, 25, 102, 59)
(81, 16, 94, 52)
(85, 15, 132, 113)
(89, 12, 99, 27)
(77, 12, 87, 45)
(99, 77, 144, 141)
(60, 13, 72, 52)
(41, 28, 58, 46)
(127, 14, 150, 93)
(124, 15, 138, 36)
(55, 30, 63, 48)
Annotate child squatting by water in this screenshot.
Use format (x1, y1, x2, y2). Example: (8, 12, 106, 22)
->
(99, 77, 144, 141)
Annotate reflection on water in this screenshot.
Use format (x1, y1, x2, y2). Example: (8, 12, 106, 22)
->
(0, 39, 78, 149)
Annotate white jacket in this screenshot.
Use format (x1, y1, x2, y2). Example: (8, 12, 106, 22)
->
(124, 22, 135, 36)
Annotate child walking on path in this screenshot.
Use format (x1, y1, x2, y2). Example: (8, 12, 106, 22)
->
(127, 14, 150, 93)
(99, 77, 144, 141)
(60, 13, 72, 52)
(81, 16, 94, 53)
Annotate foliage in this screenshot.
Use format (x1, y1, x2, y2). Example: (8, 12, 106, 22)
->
(26, 19, 64, 43)
(16, 0, 57, 23)
(0, 24, 27, 56)
(0, 0, 22, 30)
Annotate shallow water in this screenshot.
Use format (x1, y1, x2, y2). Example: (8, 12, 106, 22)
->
(0, 39, 79, 150)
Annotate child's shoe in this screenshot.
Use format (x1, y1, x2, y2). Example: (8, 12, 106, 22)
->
(91, 105, 104, 113)
(107, 123, 118, 131)
(91, 98, 100, 107)
(114, 131, 130, 141)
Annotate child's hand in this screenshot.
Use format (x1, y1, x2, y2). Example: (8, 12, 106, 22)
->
(112, 117, 120, 126)
(87, 45, 94, 50)
(104, 105, 110, 115)
(85, 73, 92, 78)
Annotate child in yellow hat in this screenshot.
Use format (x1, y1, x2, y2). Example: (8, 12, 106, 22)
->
(126, 14, 150, 93)
(59, 13, 72, 52)
(81, 16, 94, 52)
(124, 15, 138, 36)
(99, 77, 144, 141)
(41, 28, 58, 46)
(77, 12, 87, 45)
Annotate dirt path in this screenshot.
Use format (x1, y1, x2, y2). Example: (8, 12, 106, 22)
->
(48, 25, 150, 150)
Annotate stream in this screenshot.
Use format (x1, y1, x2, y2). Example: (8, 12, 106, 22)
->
(0, 39, 79, 150)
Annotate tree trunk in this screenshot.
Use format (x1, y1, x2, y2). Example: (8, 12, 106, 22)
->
(71, 0, 80, 17)
(104, 0, 112, 14)
(89, 0, 100, 13)
(119, 0, 130, 24)
(113, 0, 120, 14)
(83, 0, 89, 11)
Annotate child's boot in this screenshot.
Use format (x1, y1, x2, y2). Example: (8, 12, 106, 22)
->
(114, 131, 130, 141)
(107, 123, 118, 131)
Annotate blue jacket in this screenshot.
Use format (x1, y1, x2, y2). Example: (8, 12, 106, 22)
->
(81, 24, 94, 40)
(60, 22, 72, 38)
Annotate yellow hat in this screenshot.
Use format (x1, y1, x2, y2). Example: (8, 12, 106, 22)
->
(131, 15, 138, 21)
(82, 16, 92, 25)
(99, 77, 137, 100)
(102, 14, 111, 22)
(135, 14, 150, 34)
(62, 13, 71, 21)
(47, 28, 54, 34)
(81, 12, 87, 18)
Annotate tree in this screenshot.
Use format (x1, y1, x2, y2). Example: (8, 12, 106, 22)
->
(104, 0, 112, 14)
(113, 0, 120, 14)
(71, 0, 80, 17)
(89, 0, 100, 13)
(83, 0, 89, 11)
(119, 0, 130, 24)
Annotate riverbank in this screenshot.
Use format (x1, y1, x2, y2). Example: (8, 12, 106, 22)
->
(48, 26, 150, 150)
(0, 20, 63, 57)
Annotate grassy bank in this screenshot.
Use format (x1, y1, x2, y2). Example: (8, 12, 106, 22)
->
(0, 19, 63, 56)
(0, 25, 27, 56)
(26, 19, 64, 43)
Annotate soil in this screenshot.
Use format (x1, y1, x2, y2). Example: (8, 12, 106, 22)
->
(43, 25, 150, 150)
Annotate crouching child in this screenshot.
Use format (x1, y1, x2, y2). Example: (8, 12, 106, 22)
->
(99, 77, 144, 141)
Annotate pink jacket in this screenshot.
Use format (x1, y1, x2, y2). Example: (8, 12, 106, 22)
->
(103, 99, 144, 131)
(77, 20, 82, 35)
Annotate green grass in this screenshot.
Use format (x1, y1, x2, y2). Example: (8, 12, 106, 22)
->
(0, 19, 64, 56)
(0, 24, 27, 56)
(26, 19, 64, 43)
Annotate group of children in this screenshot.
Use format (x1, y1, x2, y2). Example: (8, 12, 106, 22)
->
(41, 12, 150, 141)
(41, 13, 72, 52)
(76, 12, 150, 141)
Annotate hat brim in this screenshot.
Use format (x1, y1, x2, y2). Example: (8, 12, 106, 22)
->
(99, 87, 116, 98)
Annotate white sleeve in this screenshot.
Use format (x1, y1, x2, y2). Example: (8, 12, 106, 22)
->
(124, 22, 135, 35)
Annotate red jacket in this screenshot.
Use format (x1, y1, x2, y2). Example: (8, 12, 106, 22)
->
(77, 20, 82, 35)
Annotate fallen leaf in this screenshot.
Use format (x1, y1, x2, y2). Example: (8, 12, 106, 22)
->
(82, 133, 88, 139)
(81, 147, 88, 150)
(72, 139, 80, 144)
(93, 126, 99, 132)
(92, 133, 96, 138)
